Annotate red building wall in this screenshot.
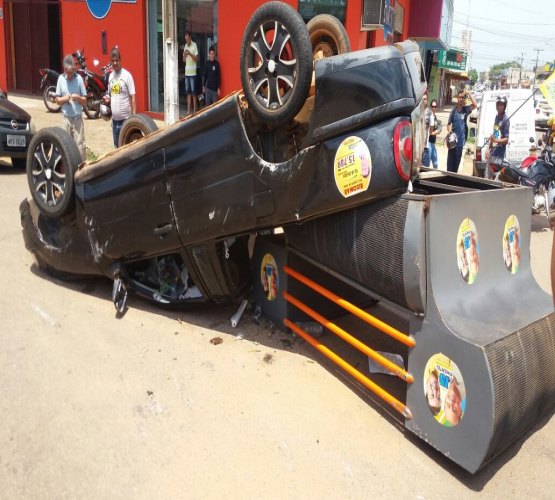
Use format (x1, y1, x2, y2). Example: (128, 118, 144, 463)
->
(60, 0, 148, 112)
(0, 0, 7, 91)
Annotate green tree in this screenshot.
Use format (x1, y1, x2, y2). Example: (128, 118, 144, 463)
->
(489, 61, 520, 81)
(469, 68, 478, 83)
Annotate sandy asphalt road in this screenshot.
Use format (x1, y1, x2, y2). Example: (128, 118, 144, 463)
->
(1, 94, 555, 499)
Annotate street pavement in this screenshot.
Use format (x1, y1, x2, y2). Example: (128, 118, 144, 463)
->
(1, 94, 554, 498)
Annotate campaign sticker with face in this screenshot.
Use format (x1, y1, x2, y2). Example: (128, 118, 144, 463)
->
(456, 218, 480, 284)
(334, 136, 372, 198)
(260, 254, 279, 301)
(424, 353, 467, 427)
(502, 215, 521, 274)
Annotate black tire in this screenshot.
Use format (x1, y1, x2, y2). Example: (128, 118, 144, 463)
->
(11, 157, 26, 169)
(306, 14, 351, 58)
(26, 127, 80, 218)
(118, 114, 158, 147)
(43, 84, 61, 113)
(240, 1, 312, 126)
(83, 92, 100, 120)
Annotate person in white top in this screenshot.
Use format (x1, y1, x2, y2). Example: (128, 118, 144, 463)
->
(183, 30, 199, 115)
(104, 47, 136, 148)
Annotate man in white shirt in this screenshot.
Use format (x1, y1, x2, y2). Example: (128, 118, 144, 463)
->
(104, 47, 136, 147)
(183, 30, 199, 115)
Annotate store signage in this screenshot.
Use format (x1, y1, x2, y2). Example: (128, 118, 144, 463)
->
(85, 0, 136, 19)
(438, 49, 467, 71)
(86, 0, 112, 19)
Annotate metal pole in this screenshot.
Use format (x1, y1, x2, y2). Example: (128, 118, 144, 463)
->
(162, 0, 179, 125)
(532, 48, 543, 90)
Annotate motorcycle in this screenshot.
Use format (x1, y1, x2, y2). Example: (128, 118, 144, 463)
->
(39, 49, 111, 119)
(504, 139, 555, 225)
(39, 67, 61, 113)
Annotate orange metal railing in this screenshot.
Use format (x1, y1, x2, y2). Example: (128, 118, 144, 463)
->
(284, 292, 414, 384)
(284, 265, 415, 348)
(285, 319, 413, 419)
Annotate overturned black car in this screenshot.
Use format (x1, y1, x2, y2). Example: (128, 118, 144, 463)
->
(20, 3, 426, 309)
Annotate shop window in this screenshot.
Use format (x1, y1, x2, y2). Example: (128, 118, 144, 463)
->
(148, 0, 217, 113)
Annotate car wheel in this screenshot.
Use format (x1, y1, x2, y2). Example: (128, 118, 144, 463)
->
(240, 1, 312, 126)
(306, 14, 351, 58)
(43, 84, 61, 113)
(26, 127, 80, 218)
(11, 157, 26, 169)
(118, 114, 159, 147)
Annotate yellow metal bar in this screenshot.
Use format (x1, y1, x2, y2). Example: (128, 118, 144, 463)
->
(284, 265, 415, 348)
(284, 292, 414, 384)
(285, 319, 413, 420)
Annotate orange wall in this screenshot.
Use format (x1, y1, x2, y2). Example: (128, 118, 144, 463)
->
(60, 0, 148, 111)
(0, 0, 7, 91)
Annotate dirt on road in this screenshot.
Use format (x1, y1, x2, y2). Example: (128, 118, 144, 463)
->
(1, 94, 554, 499)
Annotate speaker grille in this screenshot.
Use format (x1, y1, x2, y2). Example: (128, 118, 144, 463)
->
(285, 197, 409, 306)
(484, 312, 555, 462)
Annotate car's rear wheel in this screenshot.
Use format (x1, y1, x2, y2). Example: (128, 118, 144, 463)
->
(11, 158, 26, 169)
(118, 114, 158, 147)
(26, 127, 80, 218)
(306, 14, 351, 58)
(43, 85, 61, 113)
(240, 1, 312, 126)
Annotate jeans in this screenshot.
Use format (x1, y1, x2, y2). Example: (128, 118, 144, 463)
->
(429, 142, 438, 168)
(184, 75, 196, 95)
(112, 119, 125, 148)
(447, 146, 463, 173)
(205, 88, 218, 106)
(422, 147, 430, 167)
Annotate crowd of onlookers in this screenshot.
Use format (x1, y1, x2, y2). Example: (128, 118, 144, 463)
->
(54, 31, 221, 161)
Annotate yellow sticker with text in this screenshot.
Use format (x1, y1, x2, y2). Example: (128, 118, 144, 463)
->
(334, 136, 372, 198)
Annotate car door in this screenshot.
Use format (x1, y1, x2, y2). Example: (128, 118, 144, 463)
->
(81, 148, 182, 261)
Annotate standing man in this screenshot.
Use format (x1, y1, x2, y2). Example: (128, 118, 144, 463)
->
(421, 94, 431, 167)
(183, 31, 199, 115)
(203, 46, 221, 106)
(55, 54, 87, 161)
(105, 47, 136, 148)
(486, 96, 510, 179)
(446, 89, 477, 173)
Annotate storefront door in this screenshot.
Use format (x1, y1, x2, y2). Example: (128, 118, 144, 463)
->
(147, 0, 217, 114)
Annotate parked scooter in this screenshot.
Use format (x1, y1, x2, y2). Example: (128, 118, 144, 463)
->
(39, 67, 61, 113)
(505, 139, 555, 225)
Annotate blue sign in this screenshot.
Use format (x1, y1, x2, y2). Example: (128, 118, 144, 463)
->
(383, 0, 395, 42)
(86, 0, 112, 19)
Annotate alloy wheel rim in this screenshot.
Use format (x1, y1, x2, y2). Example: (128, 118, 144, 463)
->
(247, 20, 297, 110)
(32, 140, 66, 207)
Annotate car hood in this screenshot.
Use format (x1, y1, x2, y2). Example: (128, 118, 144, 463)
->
(0, 98, 31, 122)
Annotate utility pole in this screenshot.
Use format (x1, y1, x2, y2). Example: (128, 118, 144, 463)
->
(519, 52, 524, 84)
(532, 48, 543, 90)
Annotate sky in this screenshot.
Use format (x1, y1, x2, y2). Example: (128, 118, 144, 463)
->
(451, 0, 555, 74)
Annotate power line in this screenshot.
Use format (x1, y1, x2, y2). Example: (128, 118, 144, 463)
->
(453, 20, 555, 41)
(454, 13, 553, 26)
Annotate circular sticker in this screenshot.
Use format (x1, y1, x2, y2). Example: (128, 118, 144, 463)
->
(334, 136, 372, 198)
(456, 218, 480, 284)
(502, 215, 521, 274)
(260, 254, 279, 301)
(424, 354, 467, 427)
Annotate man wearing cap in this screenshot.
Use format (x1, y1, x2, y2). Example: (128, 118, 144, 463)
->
(55, 54, 87, 161)
(486, 96, 510, 179)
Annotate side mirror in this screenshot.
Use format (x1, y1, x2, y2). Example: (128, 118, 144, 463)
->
(530, 137, 536, 143)
(538, 139, 543, 147)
